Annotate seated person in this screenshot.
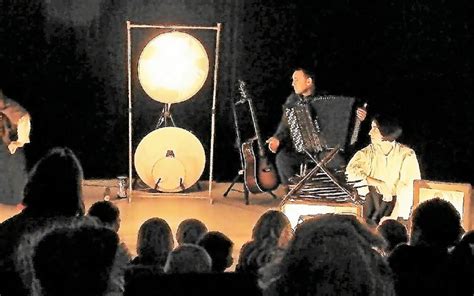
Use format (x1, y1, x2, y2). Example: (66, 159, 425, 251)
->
(197, 231, 234, 272)
(346, 114, 421, 224)
(236, 210, 292, 276)
(164, 244, 212, 274)
(15, 217, 129, 296)
(87, 200, 121, 232)
(388, 198, 464, 296)
(376, 218, 408, 255)
(175, 218, 208, 246)
(130, 217, 174, 272)
(266, 66, 367, 191)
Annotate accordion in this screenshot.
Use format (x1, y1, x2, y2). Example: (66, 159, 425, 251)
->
(285, 95, 356, 154)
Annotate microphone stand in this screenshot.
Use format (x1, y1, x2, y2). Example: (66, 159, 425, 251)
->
(222, 96, 250, 204)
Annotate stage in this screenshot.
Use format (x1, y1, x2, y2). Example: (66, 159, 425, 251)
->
(0, 180, 284, 271)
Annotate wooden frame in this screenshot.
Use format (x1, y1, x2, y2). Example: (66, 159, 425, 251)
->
(413, 179, 473, 230)
(126, 21, 222, 203)
(281, 198, 362, 229)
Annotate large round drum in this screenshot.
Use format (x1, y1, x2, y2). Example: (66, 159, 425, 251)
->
(134, 127, 206, 192)
(138, 31, 209, 104)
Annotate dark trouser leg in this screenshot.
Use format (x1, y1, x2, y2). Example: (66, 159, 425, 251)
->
(275, 149, 305, 185)
(363, 187, 382, 225)
(363, 191, 375, 224)
(378, 196, 397, 220)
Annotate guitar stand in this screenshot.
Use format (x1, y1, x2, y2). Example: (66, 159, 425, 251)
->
(223, 169, 250, 204)
(223, 171, 277, 205)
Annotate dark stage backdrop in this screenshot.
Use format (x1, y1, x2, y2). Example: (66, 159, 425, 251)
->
(0, 0, 472, 184)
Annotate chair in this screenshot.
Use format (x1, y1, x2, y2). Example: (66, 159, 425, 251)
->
(280, 95, 365, 206)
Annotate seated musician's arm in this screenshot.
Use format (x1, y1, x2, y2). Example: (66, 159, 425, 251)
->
(273, 113, 290, 143)
(346, 148, 372, 196)
(267, 96, 295, 152)
(346, 148, 371, 181)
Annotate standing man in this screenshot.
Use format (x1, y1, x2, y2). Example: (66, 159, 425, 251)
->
(0, 88, 31, 205)
(345, 114, 421, 224)
(266, 67, 367, 192)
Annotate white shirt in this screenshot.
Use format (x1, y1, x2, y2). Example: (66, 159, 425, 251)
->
(346, 142, 421, 219)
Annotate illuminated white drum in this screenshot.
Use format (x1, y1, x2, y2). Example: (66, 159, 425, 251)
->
(134, 127, 206, 192)
(138, 31, 209, 104)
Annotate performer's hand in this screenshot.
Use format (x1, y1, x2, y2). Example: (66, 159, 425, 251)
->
(356, 107, 367, 121)
(8, 141, 23, 154)
(266, 137, 280, 153)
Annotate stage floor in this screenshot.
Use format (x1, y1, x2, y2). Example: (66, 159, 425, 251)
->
(0, 180, 285, 271)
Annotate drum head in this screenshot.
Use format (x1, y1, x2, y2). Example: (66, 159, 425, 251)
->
(151, 157, 185, 191)
(134, 127, 206, 192)
(138, 31, 209, 104)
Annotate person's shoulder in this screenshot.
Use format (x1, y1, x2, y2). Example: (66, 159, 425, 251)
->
(312, 89, 330, 97)
(283, 93, 299, 106)
(354, 144, 375, 155)
(396, 143, 417, 157)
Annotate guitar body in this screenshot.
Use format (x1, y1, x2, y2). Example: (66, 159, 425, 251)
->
(242, 140, 279, 194)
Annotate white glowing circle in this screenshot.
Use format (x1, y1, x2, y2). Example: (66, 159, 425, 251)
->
(138, 32, 209, 103)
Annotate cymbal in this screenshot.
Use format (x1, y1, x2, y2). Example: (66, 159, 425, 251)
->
(134, 127, 206, 192)
(138, 31, 209, 104)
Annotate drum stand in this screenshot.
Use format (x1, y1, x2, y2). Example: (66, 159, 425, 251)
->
(152, 103, 203, 191)
(156, 103, 176, 128)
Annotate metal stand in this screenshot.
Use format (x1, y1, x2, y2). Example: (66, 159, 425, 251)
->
(156, 103, 176, 128)
(223, 96, 250, 204)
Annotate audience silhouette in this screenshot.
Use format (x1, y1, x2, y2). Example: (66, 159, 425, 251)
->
(377, 218, 408, 255)
(1, 149, 472, 296)
(130, 217, 174, 272)
(16, 217, 129, 296)
(260, 214, 395, 296)
(0, 147, 85, 296)
(176, 218, 208, 246)
(236, 210, 292, 276)
(164, 244, 212, 274)
(388, 198, 465, 296)
(198, 231, 234, 272)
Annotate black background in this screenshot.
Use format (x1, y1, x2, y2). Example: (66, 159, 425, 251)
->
(0, 0, 472, 184)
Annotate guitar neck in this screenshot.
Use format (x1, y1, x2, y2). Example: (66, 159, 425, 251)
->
(247, 98, 266, 156)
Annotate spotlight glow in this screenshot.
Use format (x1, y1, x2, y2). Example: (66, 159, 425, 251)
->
(138, 31, 209, 103)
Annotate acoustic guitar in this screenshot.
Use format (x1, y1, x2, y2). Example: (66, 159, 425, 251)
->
(238, 80, 279, 193)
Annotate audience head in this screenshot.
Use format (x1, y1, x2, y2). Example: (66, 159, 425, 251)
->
(15, 217, 129, 296)
(410, 198, 463, 248)
(461, 230, 474, 244)
(176, 218, 208, 246)
(88, 201, 121, 232)
(261, 214, 393, 295)
(164, 244, 212, 274)
(377, 219, 408, 253)
(252, 210, 292, 245)
(198, 231, 234, 272)
(237, 210, 293, 274)
(22, 147, 85, 217)
(370, 114, 402, 142)
(136, 217, 174, 267)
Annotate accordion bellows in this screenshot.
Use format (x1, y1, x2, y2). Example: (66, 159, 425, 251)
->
(285, 95, 356, 154)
